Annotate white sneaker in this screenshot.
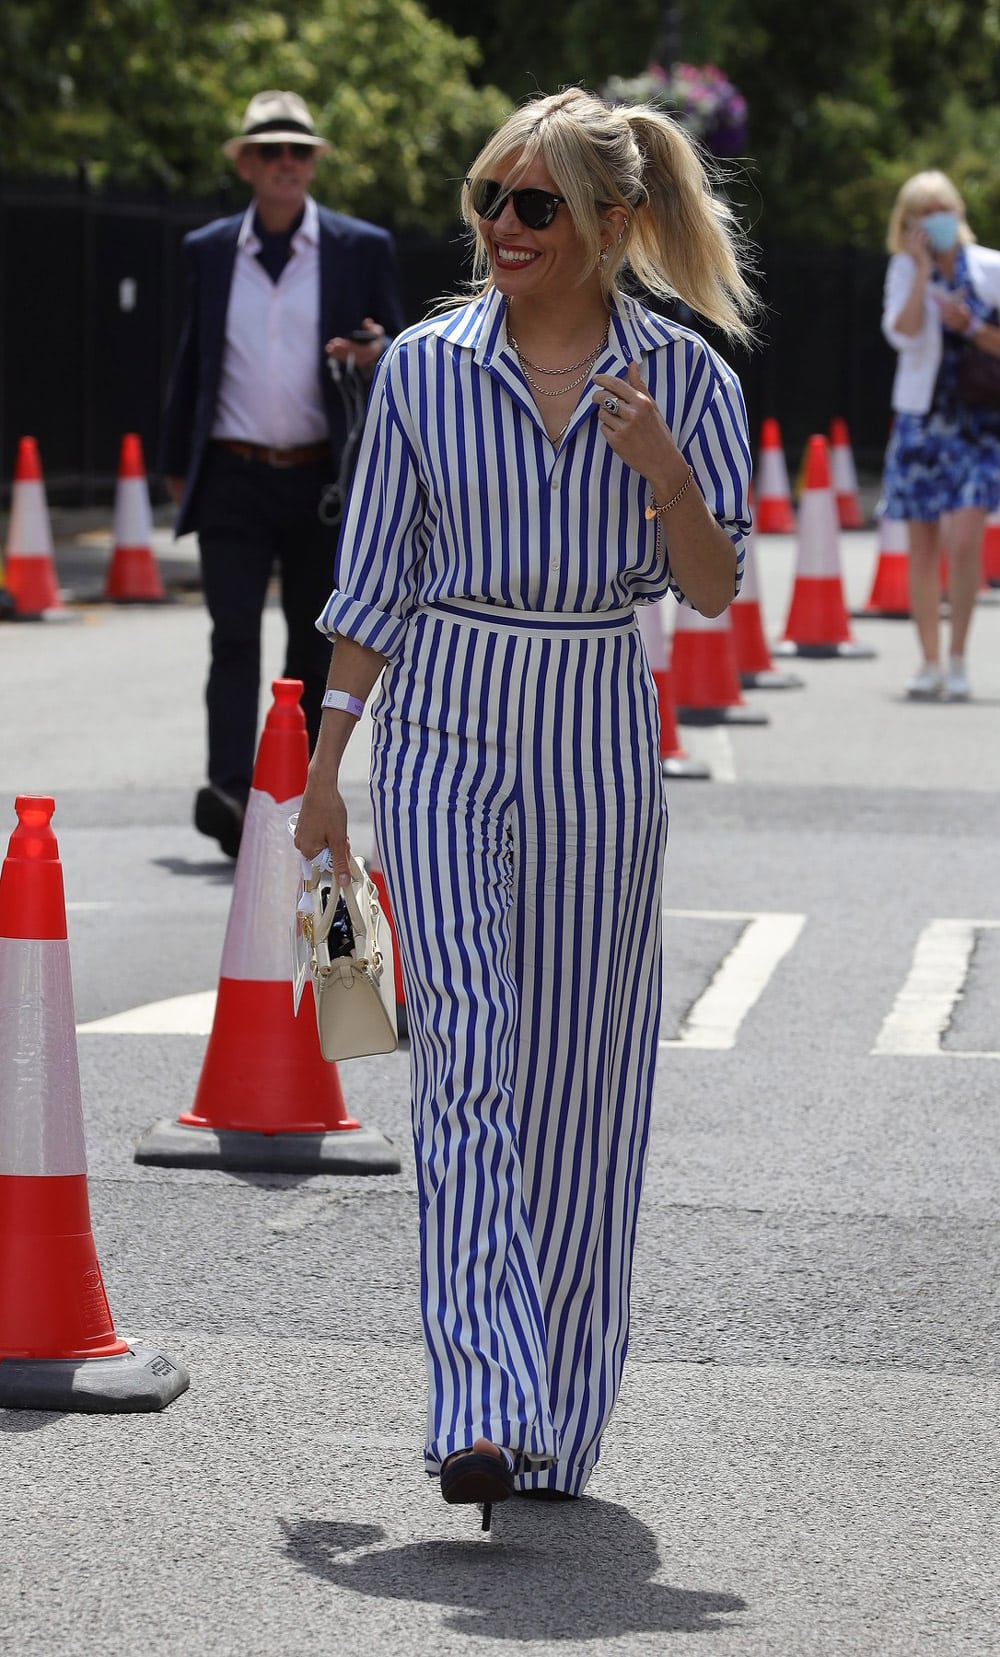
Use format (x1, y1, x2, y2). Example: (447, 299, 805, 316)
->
(905, 664, 944, 699)
(945, 662, 970, 700)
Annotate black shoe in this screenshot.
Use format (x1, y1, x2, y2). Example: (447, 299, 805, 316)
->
(440, 1446, 514, 1532)
(194, 785, 244, 860)
(516, 1487, 577, 1501)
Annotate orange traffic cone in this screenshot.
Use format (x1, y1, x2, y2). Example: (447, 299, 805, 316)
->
(982, 509, 1000, 588)
(3, 438, 66, 619)
(731, 528, 804, 689)
(862, 516, 910, 618)
(774, 435, 876, 660)
(0, 796, 189, 1410)
(103, 434, 167, 602)
(753, 418, 796, 533)
(134, 680, 399, 1174)
(671, 603, 769, 725)
(828, 418, 864, 529)
(636, 600, 711, 777)
(367, 844, 409, 1038)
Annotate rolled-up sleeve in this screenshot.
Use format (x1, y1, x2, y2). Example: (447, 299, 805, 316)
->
(882, 252, 933, 351)
(316, 350, 427, 660)
(676, 356, 753, 601)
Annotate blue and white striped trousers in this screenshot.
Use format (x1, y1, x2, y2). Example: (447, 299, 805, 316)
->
(370, 600, 668, 1495)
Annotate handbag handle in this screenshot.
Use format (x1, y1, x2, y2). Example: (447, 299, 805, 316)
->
(311, 855, 382, 959)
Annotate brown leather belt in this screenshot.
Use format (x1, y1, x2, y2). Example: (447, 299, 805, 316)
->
(212, 439, 330, 468)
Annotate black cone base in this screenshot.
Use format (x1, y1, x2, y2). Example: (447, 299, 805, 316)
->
(134, 1118, 400, 1175)
(772, 640, 877, 660)
(676, 704, 770, 726)
(0, 1344, 190, 1412)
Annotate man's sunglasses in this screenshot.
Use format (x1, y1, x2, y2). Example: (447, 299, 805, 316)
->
(467, 177, 567, 230)
(256, 141, 314, 163)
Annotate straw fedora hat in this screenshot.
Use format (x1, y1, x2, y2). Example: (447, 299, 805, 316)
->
(222, 91, 331, 159)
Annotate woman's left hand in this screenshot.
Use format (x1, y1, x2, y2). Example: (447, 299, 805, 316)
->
(935, 293, 972, 334)
(592, 362, 686, 490)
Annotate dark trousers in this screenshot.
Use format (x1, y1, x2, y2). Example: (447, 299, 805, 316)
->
(196, 449, 337, 800)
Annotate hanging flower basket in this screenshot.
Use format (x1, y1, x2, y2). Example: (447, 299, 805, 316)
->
(602, 63, 748, 157)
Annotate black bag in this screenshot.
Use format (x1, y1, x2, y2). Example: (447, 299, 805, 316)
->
(955, 311, 1000, 409)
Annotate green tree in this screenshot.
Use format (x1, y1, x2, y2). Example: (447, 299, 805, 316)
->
(0, 0, 511, 232)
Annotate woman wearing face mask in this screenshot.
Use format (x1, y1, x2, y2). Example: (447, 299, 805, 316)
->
(881, 170, 1000, 700)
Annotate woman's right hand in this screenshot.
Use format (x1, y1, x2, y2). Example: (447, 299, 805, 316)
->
(901, 223, 933, 278)
(293, 770, 352, 884)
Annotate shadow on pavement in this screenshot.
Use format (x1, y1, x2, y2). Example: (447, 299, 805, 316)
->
(280, 1500, 747, 1639)
(152, 855, 236, 885)
(0, 1410, 62, 1432)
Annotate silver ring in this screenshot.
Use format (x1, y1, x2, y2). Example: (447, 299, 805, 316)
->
(602, 395, 620, 416)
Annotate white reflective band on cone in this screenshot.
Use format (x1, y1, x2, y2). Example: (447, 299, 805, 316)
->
(112, 477, 154, 547)
(831, 445, 859, 494)
(877, 517, 909, 555)
(794, 491, 842, 579)
(220, 789, 302, 982)
(734, 538, 761, 604)
(674, 604, 730, 636)
(757, 449, 791, 494)
(0, 938, 87, 1175)
(6, 481, 54, 557)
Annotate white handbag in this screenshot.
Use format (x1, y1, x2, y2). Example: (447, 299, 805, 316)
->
(296, 852, 398, 1062)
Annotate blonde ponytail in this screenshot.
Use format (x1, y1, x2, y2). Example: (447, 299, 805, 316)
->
(621, 109, 759, 346)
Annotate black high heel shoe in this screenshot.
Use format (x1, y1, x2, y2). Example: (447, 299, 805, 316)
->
(440, 1443, 515, 1532)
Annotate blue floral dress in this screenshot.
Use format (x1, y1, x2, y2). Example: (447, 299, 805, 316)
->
(882, 245, 1000, 520)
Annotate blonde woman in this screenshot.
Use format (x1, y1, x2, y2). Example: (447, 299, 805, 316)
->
(882, 170, 1000, 699)
(295, 88, 756, 1524)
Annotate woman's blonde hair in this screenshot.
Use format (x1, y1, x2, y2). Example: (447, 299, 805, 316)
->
(886, 170, 975, 253)
(460, 87, 759, 347)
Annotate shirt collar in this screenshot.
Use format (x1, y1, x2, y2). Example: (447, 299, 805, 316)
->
(238, 193, 318, 255)
(428, 282, 678, 370)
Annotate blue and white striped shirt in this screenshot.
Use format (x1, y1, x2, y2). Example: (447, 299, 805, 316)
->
(318, 285, 751, 660)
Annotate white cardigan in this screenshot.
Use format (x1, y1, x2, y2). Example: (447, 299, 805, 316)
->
(882, 243, 1000, 414)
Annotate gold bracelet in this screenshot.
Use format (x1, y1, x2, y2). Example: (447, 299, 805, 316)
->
(645, 467, 695, 519)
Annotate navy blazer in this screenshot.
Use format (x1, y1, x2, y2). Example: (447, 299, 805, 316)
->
(158, 201, 405, 537)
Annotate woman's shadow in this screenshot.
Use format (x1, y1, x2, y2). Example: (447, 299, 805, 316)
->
(280, 1497, 746, 1640)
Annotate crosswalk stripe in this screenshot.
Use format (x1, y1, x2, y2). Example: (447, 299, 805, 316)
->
(661, 910, 806, 1050)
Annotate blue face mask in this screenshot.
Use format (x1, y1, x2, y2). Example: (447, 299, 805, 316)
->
(921, 210, 960, 253)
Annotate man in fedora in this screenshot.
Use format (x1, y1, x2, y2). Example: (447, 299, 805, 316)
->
(160, 90, 405, 858)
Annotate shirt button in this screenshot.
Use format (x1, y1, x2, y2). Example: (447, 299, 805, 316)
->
(552, 479, 560, 491)
(549, 556, 560, 568)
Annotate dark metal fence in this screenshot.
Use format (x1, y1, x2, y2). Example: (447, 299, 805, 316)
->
(0, 173, 896, 505)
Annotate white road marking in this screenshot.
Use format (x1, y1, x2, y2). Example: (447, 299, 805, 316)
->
(873, 918, 1000, 1058)
(77, 990, 216, 1035)
(66, 901, 113, 912)
(660, 909, 806, 1050)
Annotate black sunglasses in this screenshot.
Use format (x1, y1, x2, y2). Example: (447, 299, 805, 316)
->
(468, 176, 567, 230)
(256, 141, 314, 163)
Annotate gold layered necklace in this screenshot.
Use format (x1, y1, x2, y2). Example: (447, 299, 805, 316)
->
(507, 316, 610, 398)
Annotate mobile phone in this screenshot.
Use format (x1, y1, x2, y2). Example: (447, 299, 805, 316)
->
(348, 328, 379, 344)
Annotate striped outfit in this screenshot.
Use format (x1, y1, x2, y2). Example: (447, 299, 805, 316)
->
(318, 285, 751, 1493)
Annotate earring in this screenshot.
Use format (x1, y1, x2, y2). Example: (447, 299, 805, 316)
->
(599, 248, 610, 265)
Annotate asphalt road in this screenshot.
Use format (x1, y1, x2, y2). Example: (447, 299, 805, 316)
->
(1, 520, 999, 1656)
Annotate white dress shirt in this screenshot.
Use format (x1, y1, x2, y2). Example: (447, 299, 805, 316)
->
(882, 243, 1000, 414)
(211, 194, 328, 447)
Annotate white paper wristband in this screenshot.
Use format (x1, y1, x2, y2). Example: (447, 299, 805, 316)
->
(321, 689, 365, 719)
